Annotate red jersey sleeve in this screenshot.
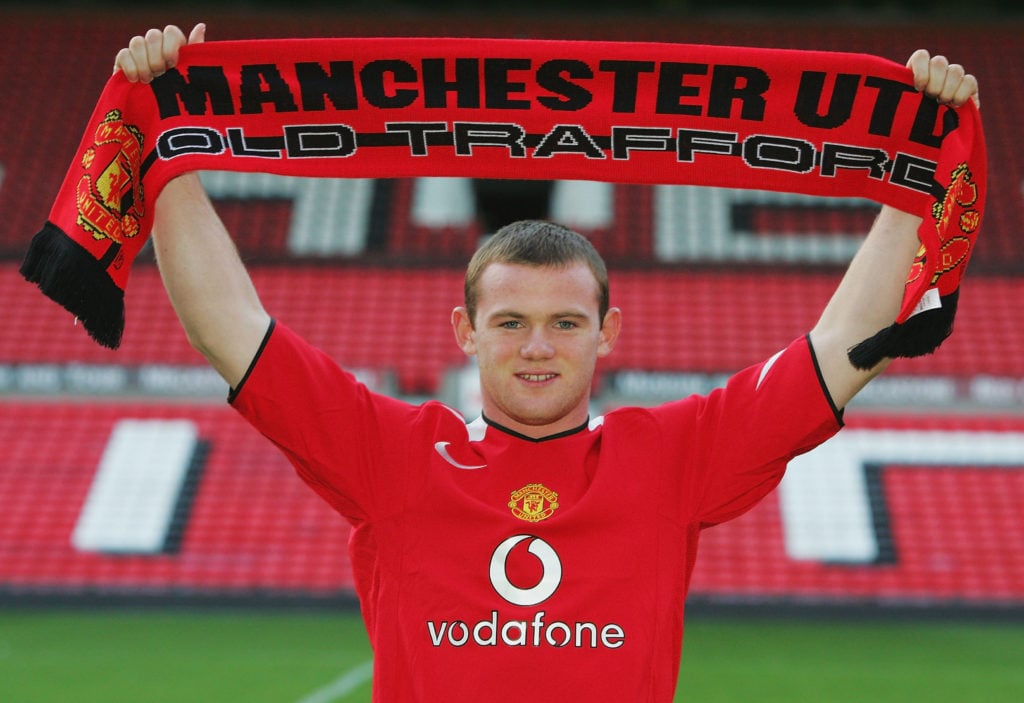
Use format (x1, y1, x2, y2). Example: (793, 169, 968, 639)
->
(229, 320, 423, 525)
(651, 334, 842, 527)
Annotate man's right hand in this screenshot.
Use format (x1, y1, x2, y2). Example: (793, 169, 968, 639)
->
(114, 23, 206, 83)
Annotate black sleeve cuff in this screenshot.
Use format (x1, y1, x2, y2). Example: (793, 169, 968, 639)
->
(227, 318, 276, 404)
(805, 333, 844, 428)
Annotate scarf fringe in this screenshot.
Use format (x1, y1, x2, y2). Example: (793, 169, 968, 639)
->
(19, 222, 125, 349)
(847, 289, 959, 370)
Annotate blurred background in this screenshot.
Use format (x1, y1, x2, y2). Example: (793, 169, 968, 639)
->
(1, 1, 1021, 701)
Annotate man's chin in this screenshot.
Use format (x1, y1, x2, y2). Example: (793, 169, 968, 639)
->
(496, 407, 584, 437)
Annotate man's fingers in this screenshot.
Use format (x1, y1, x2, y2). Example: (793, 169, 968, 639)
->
(161, 24, 188, 69)
(936, 60, 966, 105)
(957, 74, 981, 109)
(125, 33, 153, 82)
(187, 23, 207, 45)
(114, 24, 197, 84)
(923, 54, 951, 99)
(906, 48, 932, 91)
(906, 49, 980, 109)
(113, 46, 136, 79)
(144, 28, 166, 79)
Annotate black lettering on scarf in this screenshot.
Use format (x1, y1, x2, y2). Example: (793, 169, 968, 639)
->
(706, 64, 769, 120)
(239, 64, 299, 114)
(535, 60, 594, 111)
(422, 58, 482, 109)
(361, 59, 419, 109)
(151, 66, 235, 118)
(794, 71, 861, 128)
(597, 60, 656, 113)
(484, 58, 532, 109)
(655, 62, 708, 115)
(295, 61, 360, 111)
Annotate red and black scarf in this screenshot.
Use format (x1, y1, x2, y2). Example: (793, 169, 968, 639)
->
(21, 37, 986, 367)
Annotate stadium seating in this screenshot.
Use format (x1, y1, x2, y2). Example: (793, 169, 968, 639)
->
(0, 401, 352, 598)
(6, 262, 1024, 390)
(2, 401, 1022, 607)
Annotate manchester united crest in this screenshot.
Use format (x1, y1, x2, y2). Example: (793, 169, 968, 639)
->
(929, 162, 979, 285)
(509, 483, 559, 523)
(76, 109, 145, 244)
(905, 161, 980, 290)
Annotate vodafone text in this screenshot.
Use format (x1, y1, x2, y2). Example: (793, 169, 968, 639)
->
(426, 535, 624, 650)
(427, 610, 625, 650)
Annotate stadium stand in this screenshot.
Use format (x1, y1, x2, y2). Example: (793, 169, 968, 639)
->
(1, 9, 1021, 610)
(5, 262, 1023, 391)
(2, 402, 1022, 607)
(0, 401, 352, 599)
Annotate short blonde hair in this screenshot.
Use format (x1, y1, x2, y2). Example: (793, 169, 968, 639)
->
(464, 220, 609, 326)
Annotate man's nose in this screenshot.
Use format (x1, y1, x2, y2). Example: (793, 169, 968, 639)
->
(520, 329, 555, 359)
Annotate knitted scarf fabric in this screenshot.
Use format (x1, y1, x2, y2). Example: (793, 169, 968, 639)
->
(20, 37, 986, 366)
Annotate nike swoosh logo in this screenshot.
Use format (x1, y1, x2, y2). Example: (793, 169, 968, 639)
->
(434, 441, 487, 470)
(756, 349, 785, 391)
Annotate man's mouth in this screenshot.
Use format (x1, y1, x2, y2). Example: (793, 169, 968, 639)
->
(518, 373, 558, 382)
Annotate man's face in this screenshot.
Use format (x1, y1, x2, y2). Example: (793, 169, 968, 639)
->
(452, 261, 621, 439)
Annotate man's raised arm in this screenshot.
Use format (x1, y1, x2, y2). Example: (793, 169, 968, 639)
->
(809, 51, 979, 410)
(116, 24, 271, 389)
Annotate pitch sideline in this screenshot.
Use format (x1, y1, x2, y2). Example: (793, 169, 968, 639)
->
(294, 660, 374, 703)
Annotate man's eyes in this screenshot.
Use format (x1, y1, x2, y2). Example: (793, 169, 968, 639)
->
(496, 319, 580, 330)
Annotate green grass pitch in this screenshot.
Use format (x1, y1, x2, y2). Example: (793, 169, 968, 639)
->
(0, 609, 1021, 702)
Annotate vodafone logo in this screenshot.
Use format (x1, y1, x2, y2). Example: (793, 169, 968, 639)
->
(426, 608, 625, 650)
(489, 535, 562, 606)
(426, 534, 625, 650)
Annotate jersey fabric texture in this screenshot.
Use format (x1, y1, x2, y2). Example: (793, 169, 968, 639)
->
(231, 320, 842, 702)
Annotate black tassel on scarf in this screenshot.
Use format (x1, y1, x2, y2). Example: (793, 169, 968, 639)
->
(847, 288, 958, 370)
(19, 222, 126, 350)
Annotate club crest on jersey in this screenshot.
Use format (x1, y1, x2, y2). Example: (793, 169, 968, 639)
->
(76, 109, 145, 245)
(509, 483, 559, 522)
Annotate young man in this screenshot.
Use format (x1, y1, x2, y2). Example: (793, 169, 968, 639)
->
(117, 24, 978, 702)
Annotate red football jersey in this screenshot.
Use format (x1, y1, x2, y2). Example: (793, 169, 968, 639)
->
(232, 321, 841, 702)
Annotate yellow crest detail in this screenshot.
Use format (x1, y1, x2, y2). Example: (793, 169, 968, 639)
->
(509, 483, 559, 523)
(928, 162, 978, 285)
(76, 109, 145, 245)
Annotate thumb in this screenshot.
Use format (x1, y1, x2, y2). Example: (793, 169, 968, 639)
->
(188, 23, 206, 45)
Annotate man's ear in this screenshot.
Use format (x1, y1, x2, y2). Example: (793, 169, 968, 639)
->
(452, 307, 477, 355)
(598, 307, 622, 358)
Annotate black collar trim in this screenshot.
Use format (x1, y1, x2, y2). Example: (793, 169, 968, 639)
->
(481, 413, 590, 443)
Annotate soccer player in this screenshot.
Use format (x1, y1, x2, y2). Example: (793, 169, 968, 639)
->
(115, 24, 978, 702)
